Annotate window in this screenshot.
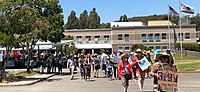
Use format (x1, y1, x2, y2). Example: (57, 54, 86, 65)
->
(162, 33, 167, 39)
(148, 33, 154, 42)
(76, 36, 82, 43)
(125, 47, 130, 51)
(178, 33, 184, 41)
(155, 33, 160, 42)
(185, 33, 190, 39)
(162, 46, 168, 50)
(124, 34, 129, 42)
(149, 46, 154, 50)
(118, 34, 123, 40)
(94, 35, 100, 41)
(155, 46, 161, 49)
(85, 36, 91, 43)
(118, 46, 123, 51)
(141, 34, 147, 42)
(104, 35, 110, 43)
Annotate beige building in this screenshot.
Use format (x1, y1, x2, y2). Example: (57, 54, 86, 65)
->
(64, 23, 196, 54)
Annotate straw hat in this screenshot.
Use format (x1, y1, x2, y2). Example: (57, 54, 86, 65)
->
(135, 49, 142, 53)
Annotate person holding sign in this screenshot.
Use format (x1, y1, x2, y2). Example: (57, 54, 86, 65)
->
(132, 49, 148, 92)
(118, 54, 134, 92)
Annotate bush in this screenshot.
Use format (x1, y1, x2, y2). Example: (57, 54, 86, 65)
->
(176, 43, 200, 52)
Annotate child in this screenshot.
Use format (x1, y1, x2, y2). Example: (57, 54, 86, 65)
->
(106, 59, 113, 80)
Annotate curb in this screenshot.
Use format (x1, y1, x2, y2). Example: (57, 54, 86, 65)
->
(177, 71, 200, 73)
(0, 73, 57, 87)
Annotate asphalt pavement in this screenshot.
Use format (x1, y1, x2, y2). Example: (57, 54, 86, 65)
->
(0, 69, 199, 92)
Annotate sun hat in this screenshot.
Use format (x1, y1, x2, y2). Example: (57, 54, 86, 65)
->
(135, 49, 142, 53)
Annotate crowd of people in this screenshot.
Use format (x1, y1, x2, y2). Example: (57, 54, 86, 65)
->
(0, 49, 175, 92)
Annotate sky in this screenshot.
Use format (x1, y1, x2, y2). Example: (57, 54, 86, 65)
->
(59, 0, 199, 23)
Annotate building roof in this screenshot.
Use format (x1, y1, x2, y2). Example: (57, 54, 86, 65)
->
(75, 44, 112, 49)
(65, 29, 111, 32)
(111, 25, 196, 30)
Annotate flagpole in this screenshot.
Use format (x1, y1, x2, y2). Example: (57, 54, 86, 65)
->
(179, 0, 183, 59)
(168, 4, 171, 50)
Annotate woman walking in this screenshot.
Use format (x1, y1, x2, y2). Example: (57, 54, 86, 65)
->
(118, 54, 134, 92)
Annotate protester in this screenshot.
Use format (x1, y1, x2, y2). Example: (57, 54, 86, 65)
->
(47, 54, 53, 74)
(166, 49, 175, 67)
(39, 54, 45, 74)
(111, 50, 120, 79)
(106, 57, 113, 80)
(58, 54, 63, 74)
(78, 54, 85, 79)
(118, 53, 134, 92)
(132, 49, 146, 92)
(84, 54, 92, 80)
(68, 54, 76, 80)
(93, 54, 100, 78)
(145, 50, 152, 78)
(0, 51, 3, 62)
(101, 51, 108, 77)
(51, 55, 57, 73)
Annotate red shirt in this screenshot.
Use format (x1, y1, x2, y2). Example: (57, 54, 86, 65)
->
(132, 56, 146, 73)
(118, 60, 134, 78)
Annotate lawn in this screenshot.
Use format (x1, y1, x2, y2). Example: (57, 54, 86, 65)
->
(173, 54, 200, 72)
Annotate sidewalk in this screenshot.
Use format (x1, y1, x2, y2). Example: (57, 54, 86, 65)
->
(0, 68, 60, 87)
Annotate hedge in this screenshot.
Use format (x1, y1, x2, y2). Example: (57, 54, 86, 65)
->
(175, 43, 200, 52)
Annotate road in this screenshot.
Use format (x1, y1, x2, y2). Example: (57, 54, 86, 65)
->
(0, 69, 200, 92)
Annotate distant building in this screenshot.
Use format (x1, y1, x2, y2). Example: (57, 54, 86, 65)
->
(64, 21, 197, 54)
(148, 20, 172, 26)
(111, 22, 145, 27)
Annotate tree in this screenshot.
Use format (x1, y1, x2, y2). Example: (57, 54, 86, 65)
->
(43, 0, 65, 43)
(100, 23, 110, 28)
(0, 0, 23, 56)
(191, 14, 200, 31)
(131, 44, 147, 51)
(118, 15, 128, 22)
(79, 10, 88, 29)
(64, 10, 79, 29)
(88, 8, 100, 29)
(62, 35, 74, 40)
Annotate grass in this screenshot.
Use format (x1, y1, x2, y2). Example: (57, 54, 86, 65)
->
(173, 54, 200, 72)
(2, 71, 39, 83)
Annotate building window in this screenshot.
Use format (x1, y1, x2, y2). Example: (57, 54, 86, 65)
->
(118, 46, 123, 51)
(162, 33, 167, 39)
(85, 36, 91, 43)
(185, 33, 190, 39)
(155, 46, 161, 50)
(124, 34, 129, 42)
(155, 33, 160, 42)
(125, 46, 130, 51)
(141, 34, 147, 42)
(162, 46, 168, 50)
(178, 33, 184, 41)
(118, 34, 123, 40)
(76, 36, 82, 43)
(94, 35, 100, 41)
(149, 46, 154, 50)
(148, 33, 154, 42)
(104, 35, 110, 43)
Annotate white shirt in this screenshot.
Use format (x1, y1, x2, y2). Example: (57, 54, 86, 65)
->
(68, 59, 75, 68)
(101, 53, 108, 64)
(0, 53, 3, 62)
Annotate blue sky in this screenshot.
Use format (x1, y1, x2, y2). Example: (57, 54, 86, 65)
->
(59, 0, 199, 23)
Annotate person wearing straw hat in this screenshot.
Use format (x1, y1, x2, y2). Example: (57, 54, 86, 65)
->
(132, 49, 146, 92)
(118, 53, 134, 92)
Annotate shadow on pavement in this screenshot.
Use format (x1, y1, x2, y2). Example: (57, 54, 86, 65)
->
(43, 78, 63, 82)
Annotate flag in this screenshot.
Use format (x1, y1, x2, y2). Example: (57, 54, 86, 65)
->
(169, 6, 179, 15)
(181, 3, 194, 14)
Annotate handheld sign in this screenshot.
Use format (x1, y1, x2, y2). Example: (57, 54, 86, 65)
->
(138, 57, 151, 71)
